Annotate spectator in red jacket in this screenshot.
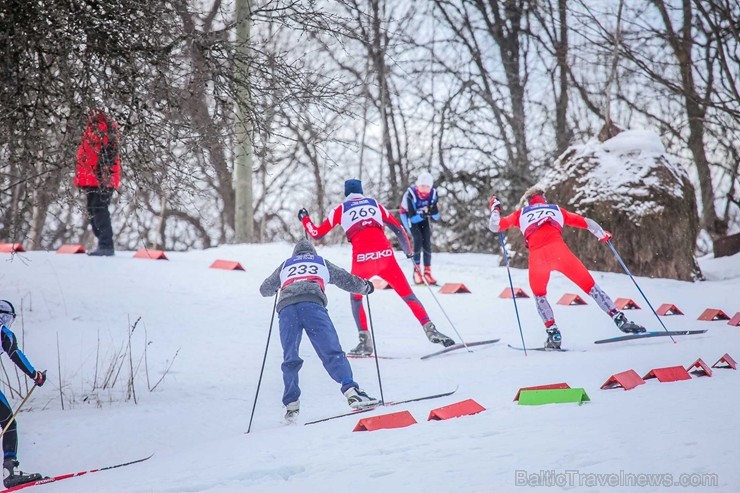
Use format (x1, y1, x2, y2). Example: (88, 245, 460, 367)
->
(74, 110, 121, 256)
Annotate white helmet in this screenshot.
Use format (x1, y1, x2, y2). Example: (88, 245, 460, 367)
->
(0, 300, 16, 328)
(416, 172, 434, 187)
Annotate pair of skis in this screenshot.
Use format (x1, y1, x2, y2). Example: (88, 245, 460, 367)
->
(1, 455, 153, 492)
(348, 339, 501, 361)
(304, 387, 459, 425)
(508, 329, 707, 351)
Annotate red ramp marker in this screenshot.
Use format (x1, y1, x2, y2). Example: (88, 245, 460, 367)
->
(686, 358, 712, 377)
(557, 294, 587, 305)
(698, 308, 730, 321)
(614, 298, 640, 310)
(209, 259, 245, 271)
(353, 411, 417, 432)
(711, 353, 737, 370)
(370, 277, 392, 290)
(657, 303, 684, 316)
(0, 243, 25, 253)
(499, 287, 529, 299)
(133, 249, 169, 260)
(56, 244, 86, 254)
(438, 283, 471, 294)
(514, 383, 570, 401)
(600, 370, 645, 390)
(642, 366, 691, 382)
(728, 312, 740, 326)
(428, 399, 485, 421)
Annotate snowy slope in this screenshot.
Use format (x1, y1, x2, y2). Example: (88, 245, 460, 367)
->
(1, 244, 738, 493)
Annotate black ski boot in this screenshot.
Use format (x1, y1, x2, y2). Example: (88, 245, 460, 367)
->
(544, 327, 562, 350)
(348, 332, 373, 356)
(3, 458, 43, 488)
(612, 312, 646, 334)
(423, 322, 455, 347)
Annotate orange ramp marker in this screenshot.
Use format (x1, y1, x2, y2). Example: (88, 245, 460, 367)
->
(686, 358, 712, 377)
(0, 243, 25, 253)
(133, 249, 168, 260)
(438, 283, 471, 294)
(499, 287, 529, 298)
(428, 399, 485, 421)
(642, 366, 691, 382)
(209, 259, 245, 271)
(727, 312, 740, 327)
(711, 353, 737, 370)
(614, 298, 640, 310)
(600, 370, 645, 390)
(56, 244, 86, 254)
(657, 303, 684, 316)
(370, 277, 392, 290)
(698, 308, 729, 321)
(557, 294, 587, 305)
(353, 411, 417, 432)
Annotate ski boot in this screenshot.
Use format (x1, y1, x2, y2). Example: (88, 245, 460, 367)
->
(283, 401, 300, 424)
(413, 266, 424, 285)
(343, 387, 379, 410)
(3, 458, 42, 488)
(348, 331, 374, 356)
(423, 266, 438, 285)
(544, 326, 562, 350)
(612, 312, 646, 334)
(423, 322, 455, 347)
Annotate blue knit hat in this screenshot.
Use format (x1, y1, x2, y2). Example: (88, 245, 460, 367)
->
(344, 179, 363, 196)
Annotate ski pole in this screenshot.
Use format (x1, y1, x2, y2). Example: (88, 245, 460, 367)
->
(247, 293, 278, 434)
(499, 233, 528, 355)
(0, 381, 39, 438)
(605, 240, 676, 342)
(406, 258, 469, 351)
(364, 294, 385, 405)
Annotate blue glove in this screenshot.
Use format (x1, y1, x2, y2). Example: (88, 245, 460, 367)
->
(410, 214, 425, 224)
(431, 213, 440, 221)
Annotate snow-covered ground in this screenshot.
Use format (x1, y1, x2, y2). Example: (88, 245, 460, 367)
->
(1, 243, 738, 492)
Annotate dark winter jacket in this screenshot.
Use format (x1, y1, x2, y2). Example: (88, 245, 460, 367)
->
(260, 239, 372, 312)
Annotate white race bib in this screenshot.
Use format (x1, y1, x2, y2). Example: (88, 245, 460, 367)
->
(279, 255, 330, 290)
(340, 198, 383, 233)
(518, 204, 564, 233)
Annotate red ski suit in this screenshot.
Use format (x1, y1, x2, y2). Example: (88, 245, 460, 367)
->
(302, 194, 430, 330)
(499, 200, 595, 297)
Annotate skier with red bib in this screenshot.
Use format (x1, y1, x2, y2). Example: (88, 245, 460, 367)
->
(299, 179, 455, 356)
(488, 186, 645, 349)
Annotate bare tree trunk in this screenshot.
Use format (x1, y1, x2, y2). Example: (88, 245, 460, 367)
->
(234, 0, 255, 243)
(652, 0, 725, 236)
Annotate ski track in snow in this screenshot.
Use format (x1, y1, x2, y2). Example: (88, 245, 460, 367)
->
(1, 244, 738, 493)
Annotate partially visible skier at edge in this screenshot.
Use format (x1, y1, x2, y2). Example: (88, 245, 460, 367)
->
(487, 186, 646, 350)
(0, 300, 47, 488)
(299, 178, 455, 356)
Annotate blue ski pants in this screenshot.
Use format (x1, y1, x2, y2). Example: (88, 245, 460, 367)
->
(278, 302, 358, 406)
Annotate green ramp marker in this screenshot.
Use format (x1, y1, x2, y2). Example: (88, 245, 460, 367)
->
(518, 388, 590, 406)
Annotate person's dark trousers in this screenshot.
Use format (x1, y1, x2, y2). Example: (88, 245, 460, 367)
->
(85, 188, 114, 251)
(411, 220, 433, 267)
(0, 392, 18, 460)
(278, 302, 358, 406)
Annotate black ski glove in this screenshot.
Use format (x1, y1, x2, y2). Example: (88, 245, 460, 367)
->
(298, 208, 309, 221)
(364, 280, 375, 295)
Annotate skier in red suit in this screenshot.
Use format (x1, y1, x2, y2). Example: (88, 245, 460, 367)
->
(299, 179, 455, 356)
(488, 186, 645, 349)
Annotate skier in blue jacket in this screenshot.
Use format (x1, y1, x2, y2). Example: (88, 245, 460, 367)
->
(260, 239, 379, 423)
(0, 300, 46, 488)
(400, 172, 441, 285)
